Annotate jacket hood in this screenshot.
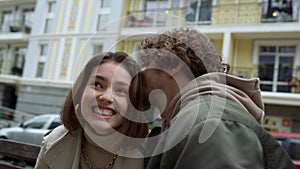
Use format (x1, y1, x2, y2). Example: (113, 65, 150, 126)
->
(168, 72, 265, 123)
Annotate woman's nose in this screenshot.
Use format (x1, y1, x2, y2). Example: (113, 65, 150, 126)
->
(97, 89, 113, 104)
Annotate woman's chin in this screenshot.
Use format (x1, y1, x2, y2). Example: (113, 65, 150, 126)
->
(90, 122, 115, 135)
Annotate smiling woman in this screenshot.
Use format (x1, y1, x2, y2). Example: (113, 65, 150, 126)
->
(80, 62, 132, 136)
(34, 52, 149, 169)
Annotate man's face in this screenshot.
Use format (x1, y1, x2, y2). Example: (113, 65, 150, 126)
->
(141, 68, 179, 119)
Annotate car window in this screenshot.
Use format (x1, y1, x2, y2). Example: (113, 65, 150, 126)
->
(275, 137, 286, 146)
(48, 116, 61, 130)
(23, 116, 49, 129)
(288, 139, 300, 161)
(48, 122, 61, 129)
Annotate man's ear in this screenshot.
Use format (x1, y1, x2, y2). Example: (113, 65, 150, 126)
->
(169, 62, 185, 76)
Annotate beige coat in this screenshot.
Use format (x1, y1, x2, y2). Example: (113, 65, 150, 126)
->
(34, 125, 144, 169)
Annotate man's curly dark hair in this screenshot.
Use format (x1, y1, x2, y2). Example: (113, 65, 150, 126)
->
(139, 27, 224, 78)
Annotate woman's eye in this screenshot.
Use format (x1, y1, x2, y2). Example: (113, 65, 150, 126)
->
(93, 82, 103, 89)
(114, 88, 128, 96)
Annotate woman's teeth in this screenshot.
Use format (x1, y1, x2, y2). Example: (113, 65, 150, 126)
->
(95, 108, 113, 116)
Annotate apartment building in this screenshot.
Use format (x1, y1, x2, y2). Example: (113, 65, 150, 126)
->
(0, 0, 299, 132)
(0, 0, 124, 118)
(0, 0, 35, 120)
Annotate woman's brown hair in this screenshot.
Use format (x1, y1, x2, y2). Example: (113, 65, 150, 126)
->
(60, 52, 148, 138)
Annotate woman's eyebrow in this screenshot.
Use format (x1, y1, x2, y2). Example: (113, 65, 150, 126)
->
(113, 81, 130, 87)
(93, 75, 107, 82)
(93, 75, 130, 86)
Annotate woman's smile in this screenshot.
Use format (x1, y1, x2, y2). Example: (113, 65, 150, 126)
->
(91, 105, 116, 119)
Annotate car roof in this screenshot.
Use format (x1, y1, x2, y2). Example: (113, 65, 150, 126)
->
(23, 114, 60, 123)
(271, 132, 300, 138)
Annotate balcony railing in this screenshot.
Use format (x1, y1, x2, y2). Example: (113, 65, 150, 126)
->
(0, 19, 32, 34)
(125, 1, 299, 28)
(126, 6, 212, 28)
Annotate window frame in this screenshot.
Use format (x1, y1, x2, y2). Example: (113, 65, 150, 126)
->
(35, 44, 48, 78)
(95, 0, 111, 31)
(43, 0, 56, 33)
(253, 40, 300, 93)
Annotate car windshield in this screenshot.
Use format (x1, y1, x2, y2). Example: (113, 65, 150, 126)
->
(48, 116, 61, 129)
(22, 116, 49, 129)
(288, 139, 300, 161)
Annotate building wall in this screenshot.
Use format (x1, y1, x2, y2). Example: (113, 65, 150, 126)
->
(232, 39, 256, 78)
(16, 85, 69, 115)
(18, 0, 125, 114)
(212, 1, 236, 24)
(213, 39, 223, 57)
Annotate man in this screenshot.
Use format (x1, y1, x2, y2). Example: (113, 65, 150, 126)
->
(130, 28, 295, 169)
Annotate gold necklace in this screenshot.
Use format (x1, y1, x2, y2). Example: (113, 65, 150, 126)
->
(81, 138, 118, 169)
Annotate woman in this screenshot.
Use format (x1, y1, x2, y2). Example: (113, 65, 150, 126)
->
(35, 52, 149, 169)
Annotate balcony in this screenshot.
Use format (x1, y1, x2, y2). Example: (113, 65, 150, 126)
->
(0, 20, 32, 34)
(126, 5, 212, 28)
(0, 20, 31, 42)
(124, 1, 299, 28)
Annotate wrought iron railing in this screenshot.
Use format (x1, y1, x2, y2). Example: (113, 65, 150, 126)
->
(125, 1, 299, 28)
(126, 6, 212, 28)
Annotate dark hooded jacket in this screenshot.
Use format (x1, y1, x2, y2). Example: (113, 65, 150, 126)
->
(145, 72, 295, 169)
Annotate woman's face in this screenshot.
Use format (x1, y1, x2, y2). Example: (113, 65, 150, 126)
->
(80, 62, 131, 135)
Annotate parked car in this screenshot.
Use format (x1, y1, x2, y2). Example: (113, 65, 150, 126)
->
(271, 132, 300, 169)
(0, 114, 61, 145)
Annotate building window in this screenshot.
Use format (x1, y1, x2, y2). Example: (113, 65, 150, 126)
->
(22, 8, 34, 33)
(36, 44, 48, 77)
(12, 47, 26, 76)
(96, 0, 111, 31)
(0, 48, 4, 73)
(0, 11, 13, 32)
(258, 45, 296, 93)
(144, 0, 169, 27)
(185, 0, 212, 25)
(261, 0, 299, 22)
(44, 1, 56, 33)
(48, 1, 56, 13)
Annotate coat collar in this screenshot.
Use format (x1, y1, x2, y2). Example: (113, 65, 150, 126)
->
(43, 125, 83, 169)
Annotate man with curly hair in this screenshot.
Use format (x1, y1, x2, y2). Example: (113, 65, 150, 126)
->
(129, 27, 295, 169)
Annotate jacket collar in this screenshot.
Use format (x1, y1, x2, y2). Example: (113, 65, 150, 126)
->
(43, 125, 82, 169)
